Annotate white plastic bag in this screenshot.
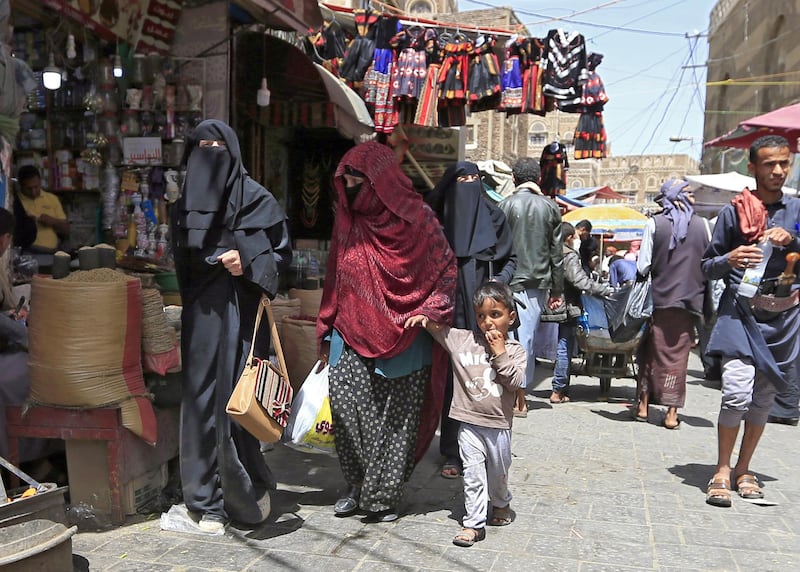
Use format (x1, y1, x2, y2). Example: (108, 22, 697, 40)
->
(282, 361, 336, 455)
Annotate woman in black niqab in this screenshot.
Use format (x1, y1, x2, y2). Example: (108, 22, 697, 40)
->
(425, 160, 516, 478)
(172, 119, 292, 528)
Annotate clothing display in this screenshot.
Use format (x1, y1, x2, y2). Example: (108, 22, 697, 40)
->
(468, 36, 501, 112)
(543, 29, 588, 108)
(539, 141, 569, 196)
(572, 53, 609, 159)
(313, 12, 608, 136)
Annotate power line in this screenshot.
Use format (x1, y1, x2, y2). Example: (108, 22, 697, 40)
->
(636, 42, 695, 154)
(587, 0, 690, 42)
(461, 0, 688, 36)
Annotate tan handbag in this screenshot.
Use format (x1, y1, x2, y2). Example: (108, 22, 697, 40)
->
(226, 295, 293, 443)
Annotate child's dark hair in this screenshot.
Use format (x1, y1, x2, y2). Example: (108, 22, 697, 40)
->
(472, 281, 515, 312)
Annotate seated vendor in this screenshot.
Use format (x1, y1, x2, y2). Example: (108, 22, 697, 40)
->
(16, 165, 70, 253)
(0, 207, 61, 479)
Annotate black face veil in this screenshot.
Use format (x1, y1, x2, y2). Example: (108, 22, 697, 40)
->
(181, 119, 244, 214)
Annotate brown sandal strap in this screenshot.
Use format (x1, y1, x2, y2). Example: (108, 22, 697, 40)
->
(736, 474, 760, 487)
(706, 478, 731, 491)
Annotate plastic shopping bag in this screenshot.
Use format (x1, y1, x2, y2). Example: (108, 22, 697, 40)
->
(604, 277, 652, 343)
(282, 361, 337, 455)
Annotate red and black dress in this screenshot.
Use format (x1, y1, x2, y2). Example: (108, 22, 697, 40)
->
(539, 141, 569, 196)
(573, 53, 608, 159)
(413, 29, 442, 127)
(437, 38, 472, 127)
(467, 35, 501, 112)
(390, 26, 428, 124)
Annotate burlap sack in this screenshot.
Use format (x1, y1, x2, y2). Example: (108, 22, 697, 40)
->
(289, 288, 323, 317)
(271, 296, 301, 324)
(28, 272, 157, 444)
(280, 316, 318, 392)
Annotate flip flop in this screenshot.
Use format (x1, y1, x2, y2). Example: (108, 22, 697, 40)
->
(663, 418, 681, 430)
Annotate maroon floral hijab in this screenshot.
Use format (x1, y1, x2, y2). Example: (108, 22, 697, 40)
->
(317, 142, 456, 358)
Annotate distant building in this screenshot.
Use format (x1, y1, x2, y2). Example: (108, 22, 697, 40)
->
(702, 0, 800, 173)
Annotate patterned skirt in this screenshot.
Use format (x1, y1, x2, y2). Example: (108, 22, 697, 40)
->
(500, 56, 522, 111)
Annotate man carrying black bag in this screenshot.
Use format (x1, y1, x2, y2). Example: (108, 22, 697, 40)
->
(633, 179, 709, 429)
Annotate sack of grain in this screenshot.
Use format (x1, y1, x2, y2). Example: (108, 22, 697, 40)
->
(28, 270, 157, 444)
(289, 288, 323, 317)
(280, 316, 318, 392)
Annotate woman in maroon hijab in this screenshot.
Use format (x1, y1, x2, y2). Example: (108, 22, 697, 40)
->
(317, 141, 456, 522)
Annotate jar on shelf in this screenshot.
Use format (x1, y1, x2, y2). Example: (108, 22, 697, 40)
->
(99, 88, 118, 113)
(97, 58, 114, 85)
(98, 112, 119, 139)
(122, 110, 141, 137)
(130, 54, 146, 86)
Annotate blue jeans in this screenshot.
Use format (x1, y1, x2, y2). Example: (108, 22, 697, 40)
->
(512, 288, 548, 388)
(552, 323, 576, 394)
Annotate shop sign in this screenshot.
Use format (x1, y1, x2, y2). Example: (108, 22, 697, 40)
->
(404, 125, 463, 162)
(123, 137, 163, 165)
(42, 0, 184, 54)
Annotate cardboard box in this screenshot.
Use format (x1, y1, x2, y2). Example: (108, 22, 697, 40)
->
(121, 463, 168, 515)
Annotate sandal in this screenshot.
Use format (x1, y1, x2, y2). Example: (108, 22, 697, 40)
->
(735, 474, 764, 499)
(452, 527, 486, 547)
(705, 477, 732, 508)
(488, 505, 512, 526)
(440, 461, 462, 480)
(549, 392, 570, 404)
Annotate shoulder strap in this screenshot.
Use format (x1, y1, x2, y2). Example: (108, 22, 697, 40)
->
(263, 296, 289, 379)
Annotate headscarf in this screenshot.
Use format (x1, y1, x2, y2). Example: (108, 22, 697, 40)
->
(428, 161, 502, 259)
(317, 141, 456, 358)
(657, 178, 695, 250)
(731, 187, 768, 243)
(177, 119, 283, 249)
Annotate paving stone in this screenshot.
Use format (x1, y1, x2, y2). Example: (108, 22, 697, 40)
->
(72, 352, 800, 572)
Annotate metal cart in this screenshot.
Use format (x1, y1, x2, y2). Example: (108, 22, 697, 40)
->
(575, 294, 645, 394)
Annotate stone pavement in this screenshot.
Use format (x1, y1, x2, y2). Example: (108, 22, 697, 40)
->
(72, 351, 800, 571)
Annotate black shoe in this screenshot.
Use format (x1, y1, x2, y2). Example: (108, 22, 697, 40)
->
(767, 415, 799, 426)
(334, 486, 360, 517)
(364, 508, 399, 523)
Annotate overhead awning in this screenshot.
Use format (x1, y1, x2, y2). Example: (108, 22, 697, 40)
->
(705, 102, 800, 153)
(236, 33, 372, 140)
(566, 185, 626, 203)
(314, 64, 374, 140)
(237, 0, 323, 33)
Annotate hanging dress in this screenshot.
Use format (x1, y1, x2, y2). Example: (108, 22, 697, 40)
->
(437, 38, 472, 127)
(363, 16, 401, 133)
(390, 26, 428, 125)
(539, 141, 569, 196)
(499, 36, 523, 114)
(573, 53, 609, 159)
(521, 38, 547, 115)
(339, 10, 378, 85)
(413, 29, 442, 127)
(467, 35, 501, 113)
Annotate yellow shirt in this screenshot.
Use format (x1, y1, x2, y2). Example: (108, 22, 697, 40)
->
(19, 191, 67, 250)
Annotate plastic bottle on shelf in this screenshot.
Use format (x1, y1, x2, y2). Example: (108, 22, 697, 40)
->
(738, 240, 774, 298)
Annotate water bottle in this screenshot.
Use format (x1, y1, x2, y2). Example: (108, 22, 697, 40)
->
(739, 240, 773, 298)
(577, 311, 590, 331)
